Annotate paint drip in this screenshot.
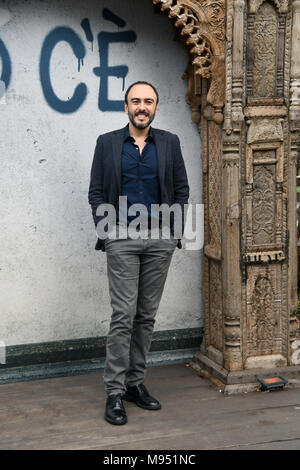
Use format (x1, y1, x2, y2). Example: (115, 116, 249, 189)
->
(78, 58, 84, 72)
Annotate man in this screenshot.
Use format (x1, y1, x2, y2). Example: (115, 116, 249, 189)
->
(88, 81, 189, 425)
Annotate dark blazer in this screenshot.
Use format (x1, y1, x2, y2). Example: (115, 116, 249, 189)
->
(88, 125, 190, 251)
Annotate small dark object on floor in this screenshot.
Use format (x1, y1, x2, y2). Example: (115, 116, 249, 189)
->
(257, 375, 288, 391)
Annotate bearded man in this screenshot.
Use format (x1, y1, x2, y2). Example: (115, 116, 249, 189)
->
(88, 81, 190, 425)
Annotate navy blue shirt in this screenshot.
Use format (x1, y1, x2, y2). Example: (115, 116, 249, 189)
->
(117, 125, 160, 226)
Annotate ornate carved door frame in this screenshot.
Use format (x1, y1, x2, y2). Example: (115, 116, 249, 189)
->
(154, 0, 300, 392)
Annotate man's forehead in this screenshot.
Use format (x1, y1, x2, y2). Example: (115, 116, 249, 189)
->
(127, 84, 157, 100)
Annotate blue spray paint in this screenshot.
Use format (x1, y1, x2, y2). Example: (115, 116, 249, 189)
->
(80, 18, 94, 51)
(0, 37, 12, 91)
(39, 26, 87, 113)
(93, 30, 137, 111)
(93, 10, 136, 111)
(39, 10, 137, 113)
(102, 8, 126, 27)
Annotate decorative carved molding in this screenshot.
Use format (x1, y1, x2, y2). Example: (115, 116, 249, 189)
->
(252, 2, 278, 98)
(246, 117, 284, 143)
(247, 0, 286, 103)
(243, 250, 285, 262)
(210, 260, 223, 351)
(249, 0, 289, 14)
(248, 273, 278, 354)
(290, 0, 300, 122)
(153, 0, 225, 122)
(182, 63, 202, 124)
(252, 164, 276, 245)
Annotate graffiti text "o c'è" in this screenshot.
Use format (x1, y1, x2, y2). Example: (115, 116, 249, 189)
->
(39, 26, 137, 114)
(1, 20, 137, 113)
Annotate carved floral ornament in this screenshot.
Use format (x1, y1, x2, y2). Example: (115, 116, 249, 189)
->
(153, 0, 226, 123)
(249, 0, 289, 13)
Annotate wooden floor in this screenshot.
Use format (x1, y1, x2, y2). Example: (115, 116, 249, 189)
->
(1, 363, 300, 450)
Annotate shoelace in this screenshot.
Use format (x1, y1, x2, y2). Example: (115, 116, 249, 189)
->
(109, 395, 124, 410)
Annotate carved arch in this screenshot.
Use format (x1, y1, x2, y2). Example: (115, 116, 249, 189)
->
(249, 0, 289, 13)
(153, 0, 225, 123)
(152, 0, 299, 388)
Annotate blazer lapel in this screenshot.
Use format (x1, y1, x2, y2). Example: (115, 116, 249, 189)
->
(112, 127, 126, 194)
(152, 128, 166, 192)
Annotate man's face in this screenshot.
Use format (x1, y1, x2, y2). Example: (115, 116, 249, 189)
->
(125, 84, 158, 130)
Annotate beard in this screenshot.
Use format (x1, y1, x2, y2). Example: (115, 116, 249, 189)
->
(128, 109, 156, 130)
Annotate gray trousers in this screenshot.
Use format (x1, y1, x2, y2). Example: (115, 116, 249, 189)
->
(103, 228, 177, 395)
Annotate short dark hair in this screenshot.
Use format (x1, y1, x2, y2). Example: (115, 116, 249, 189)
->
(124, 81, 159, 104)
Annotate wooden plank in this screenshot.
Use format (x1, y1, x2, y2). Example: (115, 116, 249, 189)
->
(1, 364, 300, 450)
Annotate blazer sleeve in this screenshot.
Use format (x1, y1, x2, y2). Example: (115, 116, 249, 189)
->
(88, 136, 105, 228)
(172, 134, 190, 241)
(88, 136, 107, 251)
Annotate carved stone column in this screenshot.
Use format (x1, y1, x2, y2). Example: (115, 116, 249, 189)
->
(289, 0, 300, 359)
(232, 0, 245, 125)
(290, 0, 300, 122)
(221, 0, 245, 372)
(154, 0, 300, 392)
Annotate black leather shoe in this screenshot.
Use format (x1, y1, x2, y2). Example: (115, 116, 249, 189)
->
(123, 383, 161, 410)
(105, 394, 127, 425)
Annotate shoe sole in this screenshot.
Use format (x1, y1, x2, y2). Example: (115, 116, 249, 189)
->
(123, 395, 161, 410)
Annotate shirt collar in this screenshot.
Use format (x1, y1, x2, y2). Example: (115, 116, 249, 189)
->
(124, 124, 154, 142)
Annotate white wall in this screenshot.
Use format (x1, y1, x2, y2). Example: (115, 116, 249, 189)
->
(0, 0, 203, 346)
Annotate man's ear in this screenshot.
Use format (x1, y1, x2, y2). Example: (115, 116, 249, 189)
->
(124, 102, 128, 115)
